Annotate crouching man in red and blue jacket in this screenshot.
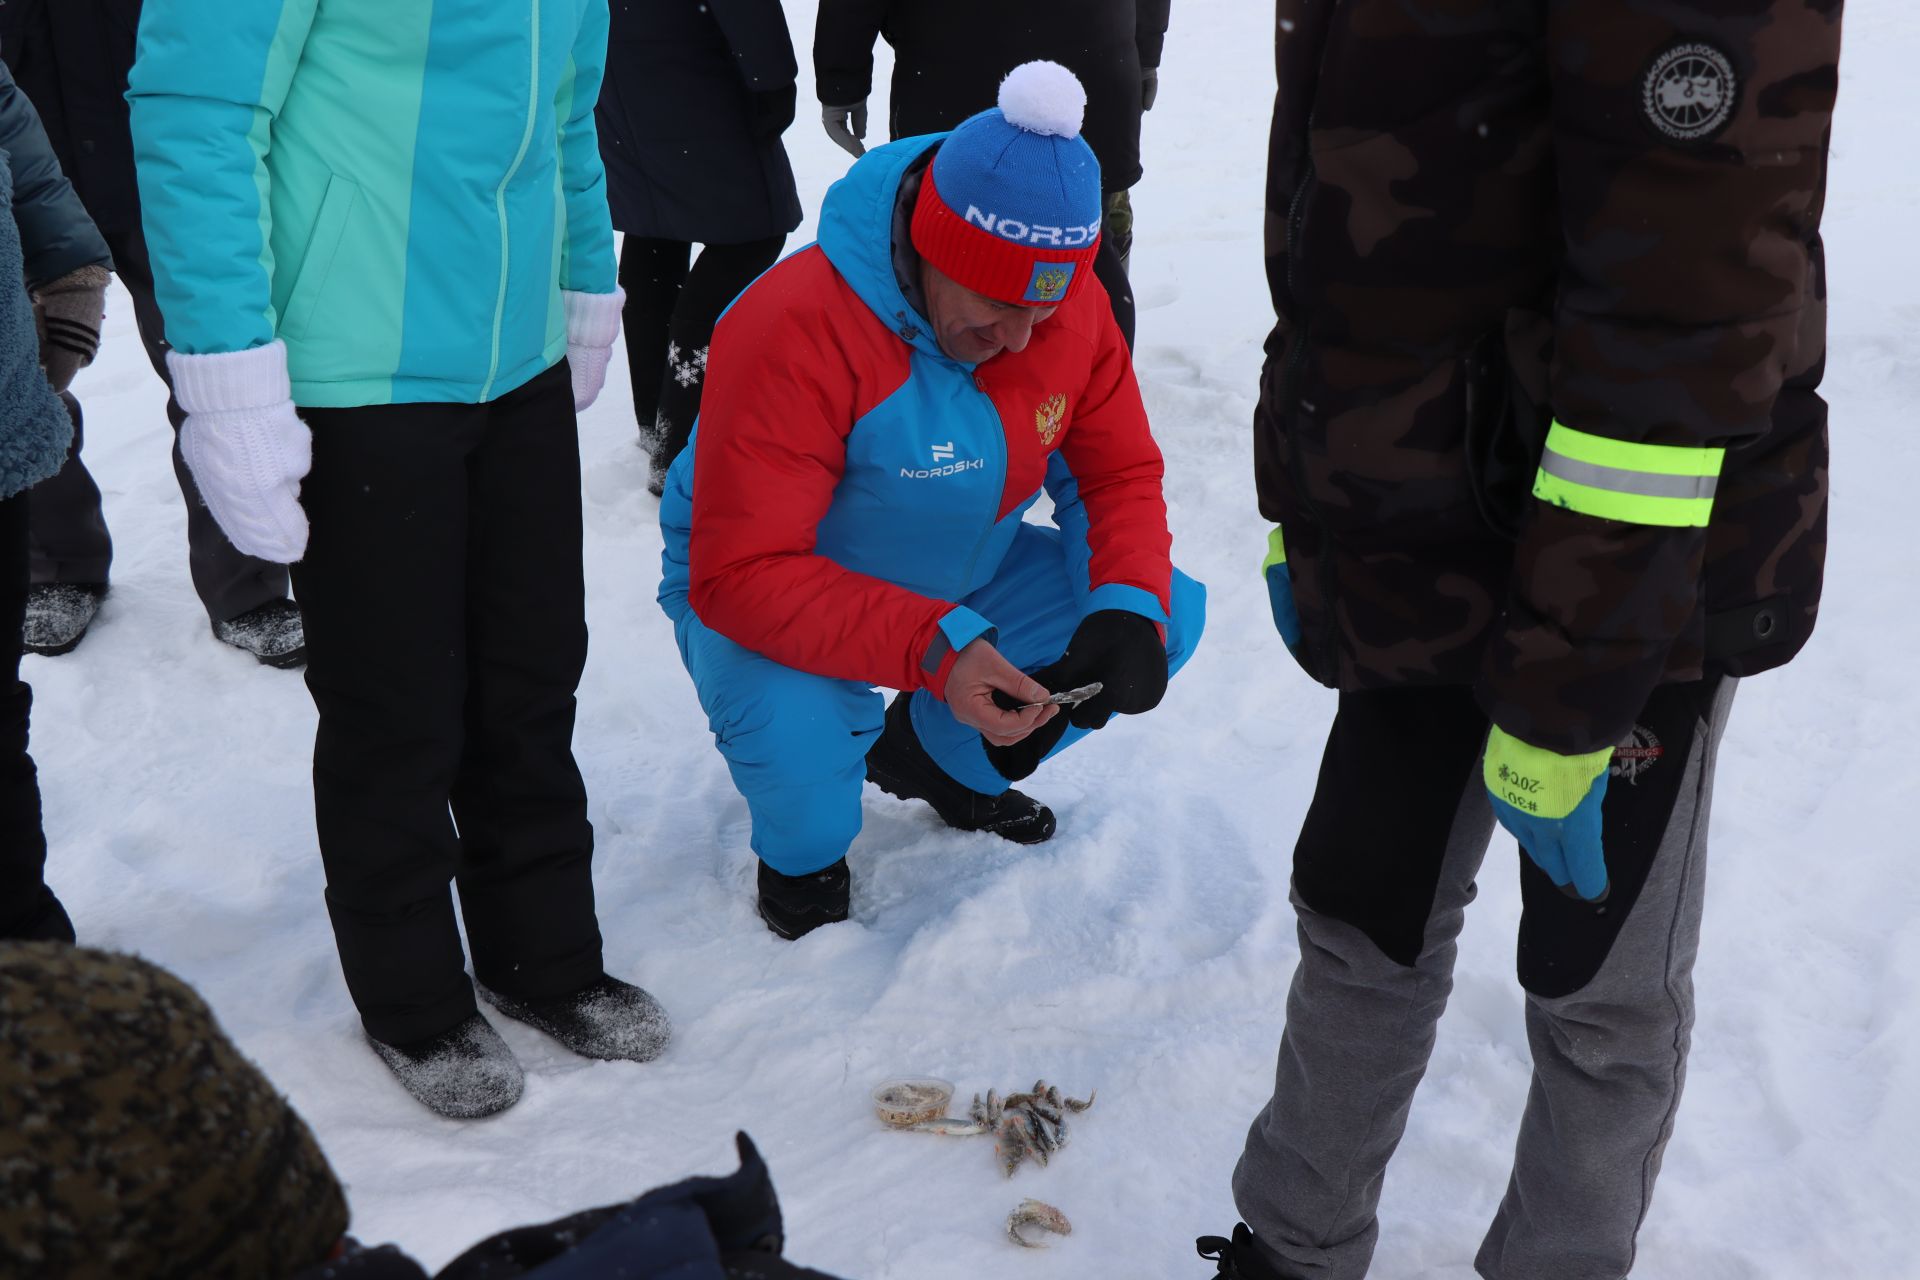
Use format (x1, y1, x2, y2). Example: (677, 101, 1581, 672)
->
(659, 62, 1204, 938)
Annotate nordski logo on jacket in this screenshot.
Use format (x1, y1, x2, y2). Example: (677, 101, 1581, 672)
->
(900, 457, 986, 479)
(965, 205, 1101, 247)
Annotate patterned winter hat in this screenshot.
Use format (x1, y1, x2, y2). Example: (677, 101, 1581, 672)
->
(0, 943, 350, 1279)
(911, 61, 1104, 307)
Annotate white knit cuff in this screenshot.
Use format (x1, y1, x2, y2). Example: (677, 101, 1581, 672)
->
(563, 288, 625, 348)
(167, 341, 293, 415)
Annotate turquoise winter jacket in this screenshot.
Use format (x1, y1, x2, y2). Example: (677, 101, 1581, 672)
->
(127, 0, 618, 409)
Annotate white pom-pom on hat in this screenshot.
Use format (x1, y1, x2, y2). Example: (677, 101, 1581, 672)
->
(997, 61, 1087, 138)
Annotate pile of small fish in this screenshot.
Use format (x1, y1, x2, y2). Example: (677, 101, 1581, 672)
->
(905, 1078, 1096, 1177)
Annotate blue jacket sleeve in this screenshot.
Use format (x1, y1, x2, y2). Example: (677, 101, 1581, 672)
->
(557, 1, 617, 295)
(0, 63, 111, 286)
(126, 0, 319, 355)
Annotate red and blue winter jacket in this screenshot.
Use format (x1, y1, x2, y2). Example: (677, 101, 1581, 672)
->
(658, 135, 1173, 699)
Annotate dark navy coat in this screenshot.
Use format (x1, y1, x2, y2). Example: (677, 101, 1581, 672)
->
(596, 0, 802, 245)
(0, 0, 143, 236)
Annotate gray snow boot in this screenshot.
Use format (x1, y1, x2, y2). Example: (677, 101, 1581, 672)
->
(213, 598, 306, 668)
(368, 1012, 524, 1119)
(21, 583, 106, 656)
(480, 973, 672, 1063)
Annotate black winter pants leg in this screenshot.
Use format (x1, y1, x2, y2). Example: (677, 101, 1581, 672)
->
(619, 236, 691, 447)
(1095, 190, 1136, 350)
(25, 393, 111, 586)
(292, 364, 603, 1045)
(0, 493, 72, 942)
(623, 236, 785, 477)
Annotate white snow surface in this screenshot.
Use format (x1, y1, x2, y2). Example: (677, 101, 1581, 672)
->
(28, 2, 1917, 1276)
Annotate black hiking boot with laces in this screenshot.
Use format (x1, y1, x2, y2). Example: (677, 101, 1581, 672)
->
(864, 693, 1055, 844)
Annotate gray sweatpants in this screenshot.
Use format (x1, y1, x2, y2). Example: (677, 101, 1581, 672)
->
(1233, 676, 1738, 1280)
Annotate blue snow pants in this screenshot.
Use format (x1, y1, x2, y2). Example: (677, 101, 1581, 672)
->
(663, 523, 1205, 876)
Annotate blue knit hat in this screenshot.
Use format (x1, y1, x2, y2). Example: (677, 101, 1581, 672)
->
(911, 62, 1104, 306)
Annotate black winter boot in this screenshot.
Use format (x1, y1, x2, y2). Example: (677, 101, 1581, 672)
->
(756, 858, 850, 940)
(480, 973, 672, 1063)
(367, 1013, 524, 1119)
(0, 886, 75, 943)
(1195, 1225, 1289, 1279)
(865, 694, 1055, 844)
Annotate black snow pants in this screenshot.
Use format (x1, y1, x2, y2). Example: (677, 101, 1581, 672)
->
(289, 362, 603, 1045)
(618, 234, 785, 475)
(1234, 675, 1737, 1280)
(0, 492, 72, 942)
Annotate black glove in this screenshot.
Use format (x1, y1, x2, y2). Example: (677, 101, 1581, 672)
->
(1141, 66, 1160, 111)
(982, 610, 1168, 781)
(750, 86, 798, 140)
(1035, 609, 1168, 728)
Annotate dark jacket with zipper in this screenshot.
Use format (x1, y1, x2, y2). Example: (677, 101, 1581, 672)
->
(597, 0, 802, 245)
(0, 0, 142, 236)
(1253, 0, 1841, 756)
(814, 0, 1172, 194)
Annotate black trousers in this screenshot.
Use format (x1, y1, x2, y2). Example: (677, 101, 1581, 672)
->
(27, 222, 289, 625)
(619, 234, 784, 473)
(0, 493, 72, 941)
(1095, 189, 1135, 350)
(290, 363, 603, 1044)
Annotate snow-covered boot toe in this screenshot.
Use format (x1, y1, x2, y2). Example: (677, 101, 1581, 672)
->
(756, 858, 851, 940)
(865, 694, 1056, 844)
(1195, 1225, 1290, 1279)
(213, 598, 306, 668)
(480, 973, 672, 1063)
(22, 583, 107, 656)
(368, 1013, 524, 1119)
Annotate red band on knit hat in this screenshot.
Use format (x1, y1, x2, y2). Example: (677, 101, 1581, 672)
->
(910, 168, 1101, 308)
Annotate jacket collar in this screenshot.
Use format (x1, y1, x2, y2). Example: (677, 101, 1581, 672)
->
(817, 135, 967, 368)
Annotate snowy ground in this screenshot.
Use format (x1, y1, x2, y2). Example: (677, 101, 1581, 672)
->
(27, 2, 1918, 1276)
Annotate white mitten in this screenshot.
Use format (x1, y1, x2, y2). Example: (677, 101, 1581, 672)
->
(168, 340, 312, 564)
(563, 287, 625, 412)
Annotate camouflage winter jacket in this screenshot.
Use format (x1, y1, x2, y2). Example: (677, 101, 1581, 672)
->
(1253, 0, 1841, 756)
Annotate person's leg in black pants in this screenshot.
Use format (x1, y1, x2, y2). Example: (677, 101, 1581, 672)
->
(0, 492, 74, 942)
(1095, 190, 1136, 351)
(647, 236, 786, 492)
(293, 397, 479, 1044)
(448, 365, 602, 1005)
(24, 393, 112, 592)
(292, 365, 601, 1047)
(619, 236, 691, 453)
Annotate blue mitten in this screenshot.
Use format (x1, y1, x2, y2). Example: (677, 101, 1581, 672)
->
(1484, 726, 1612, 901)
(1263, 527, 1302, 650)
